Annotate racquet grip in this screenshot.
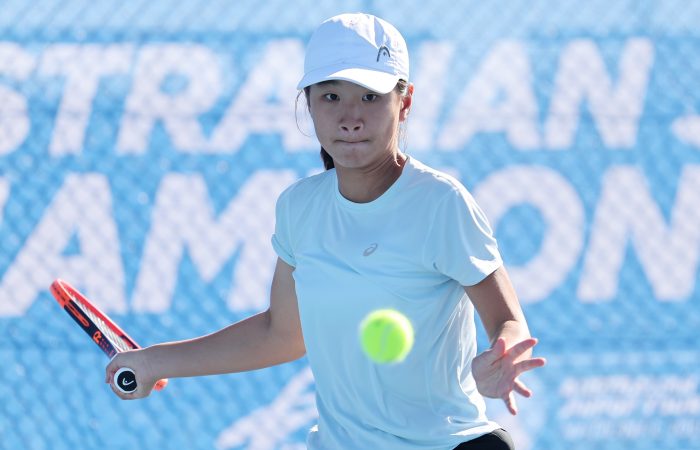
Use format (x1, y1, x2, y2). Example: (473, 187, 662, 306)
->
(113, 367, 168, 393)
(114, 367, 138, 393)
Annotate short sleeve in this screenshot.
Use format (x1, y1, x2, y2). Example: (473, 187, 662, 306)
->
(422, 186, 502, 286)
(271, 186, 296, 267)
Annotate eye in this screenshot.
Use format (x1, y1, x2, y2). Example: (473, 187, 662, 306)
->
(363, 93, 379, 102)
(323, 93, 339, 101)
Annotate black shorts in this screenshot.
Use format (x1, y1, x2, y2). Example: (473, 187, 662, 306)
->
(453, 428, 515, 450)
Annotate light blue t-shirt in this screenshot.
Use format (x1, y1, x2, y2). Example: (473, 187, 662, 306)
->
(272, 157, 503, 450)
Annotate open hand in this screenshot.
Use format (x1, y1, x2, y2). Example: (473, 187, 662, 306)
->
(472, 337, 546, 415)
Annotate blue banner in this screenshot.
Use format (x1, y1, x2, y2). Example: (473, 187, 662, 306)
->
(1, 1, 699, 449)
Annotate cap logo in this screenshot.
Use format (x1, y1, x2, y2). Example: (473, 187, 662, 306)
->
(376, 45, 391, 62)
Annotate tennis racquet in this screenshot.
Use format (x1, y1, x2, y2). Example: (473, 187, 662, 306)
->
(50, 278, 167, 394)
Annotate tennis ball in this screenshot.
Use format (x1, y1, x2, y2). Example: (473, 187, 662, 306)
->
(359, 309, 414, 364)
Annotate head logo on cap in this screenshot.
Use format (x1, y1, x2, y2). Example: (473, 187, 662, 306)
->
(376, 45, 391, 62)
(297, 13, 409, 95)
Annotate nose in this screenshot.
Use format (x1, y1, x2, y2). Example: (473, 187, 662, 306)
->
(341, 121, 363, 133)
(339, 104, 363, 133)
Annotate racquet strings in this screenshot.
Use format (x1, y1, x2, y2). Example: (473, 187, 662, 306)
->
(71, 295, 133, 353)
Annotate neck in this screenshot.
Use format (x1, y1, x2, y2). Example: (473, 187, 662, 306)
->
(336, 152, 407, 203)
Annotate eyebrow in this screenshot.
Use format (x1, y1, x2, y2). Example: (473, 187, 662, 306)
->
(315, 80, 381, 94)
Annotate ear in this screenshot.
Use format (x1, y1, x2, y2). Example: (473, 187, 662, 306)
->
(399, 83, 414, 122)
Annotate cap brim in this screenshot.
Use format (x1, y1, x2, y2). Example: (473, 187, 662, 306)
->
(297, 66, 401, 94)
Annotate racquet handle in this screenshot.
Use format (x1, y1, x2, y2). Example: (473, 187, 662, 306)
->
(114, 367, 138, 393)
(113, 367, 169, 394)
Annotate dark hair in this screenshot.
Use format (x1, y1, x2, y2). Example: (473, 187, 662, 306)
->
(302, 80, 410, 171)
(320, 146, 334, 170)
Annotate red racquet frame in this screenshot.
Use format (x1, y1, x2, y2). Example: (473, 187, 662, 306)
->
(50, 278, 167, 391)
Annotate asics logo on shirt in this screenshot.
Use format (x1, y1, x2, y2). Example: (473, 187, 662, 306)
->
(363, 243, 379, 256)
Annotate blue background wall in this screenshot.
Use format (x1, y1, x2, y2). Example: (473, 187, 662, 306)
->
(1, 1, 699, 449)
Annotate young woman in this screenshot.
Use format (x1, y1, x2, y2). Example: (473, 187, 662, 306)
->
(107, 13, 546, 450)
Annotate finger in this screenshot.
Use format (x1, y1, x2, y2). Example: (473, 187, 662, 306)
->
(108, 377, 129, 399)
(506, 337, 539, 359)
(478, 338, 507, 365)
(513, 378, 532, 398)
(491, 337, 507, 357)
(110, 378, 140, 400)
(513, 357, 547, 375)
(105, 359, 117, 384)
(503, 391, 518, 415)
(105, 358, 124, 385)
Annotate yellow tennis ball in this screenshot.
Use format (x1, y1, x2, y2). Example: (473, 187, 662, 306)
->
(359, 309, 414, 364)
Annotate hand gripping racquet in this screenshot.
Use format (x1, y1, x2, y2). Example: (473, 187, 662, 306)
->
(50, 279, 168, 394)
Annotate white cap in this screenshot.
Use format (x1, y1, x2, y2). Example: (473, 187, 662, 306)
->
(297, 13, 409, 94)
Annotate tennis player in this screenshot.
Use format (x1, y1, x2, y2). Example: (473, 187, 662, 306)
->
(107, 13, 546, 450)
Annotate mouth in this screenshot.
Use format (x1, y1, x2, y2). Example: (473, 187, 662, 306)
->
(336, 139, 369, 144)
